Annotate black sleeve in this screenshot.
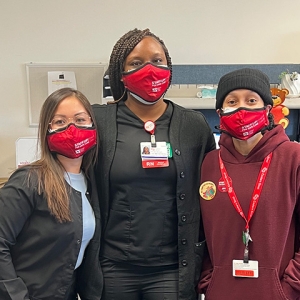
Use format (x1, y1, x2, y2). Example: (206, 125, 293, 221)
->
(0, 168, 34, 299)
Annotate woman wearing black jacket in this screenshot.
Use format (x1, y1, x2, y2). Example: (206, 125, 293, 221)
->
(93, 28, 215, 300)
(0, 88, 102, 300)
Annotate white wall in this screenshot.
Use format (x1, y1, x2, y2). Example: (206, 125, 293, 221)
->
(1, 0, 300, 177)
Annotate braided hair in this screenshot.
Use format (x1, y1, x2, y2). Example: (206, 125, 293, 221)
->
(267, 111, 276, 130)
(108, 28, 172, 101)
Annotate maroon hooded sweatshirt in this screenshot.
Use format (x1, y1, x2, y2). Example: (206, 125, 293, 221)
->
(198, 125, 300, 300)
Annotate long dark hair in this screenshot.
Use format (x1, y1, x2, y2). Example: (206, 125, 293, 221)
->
(28, 88, 98, 222)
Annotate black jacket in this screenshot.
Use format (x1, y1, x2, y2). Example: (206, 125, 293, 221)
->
(93, 100, 215, 300)
(0, 166, 102, 300)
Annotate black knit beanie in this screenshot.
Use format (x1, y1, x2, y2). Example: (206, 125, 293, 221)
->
(215, 68, 273, 110)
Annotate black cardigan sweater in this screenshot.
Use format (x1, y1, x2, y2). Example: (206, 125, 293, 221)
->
(93, 100, 215, 300)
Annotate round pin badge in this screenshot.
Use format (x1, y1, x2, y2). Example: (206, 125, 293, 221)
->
(199, 181, 216, 200)
(144, 120, 155, 135)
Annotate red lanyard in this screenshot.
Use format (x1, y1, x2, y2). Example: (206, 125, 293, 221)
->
(218, 151, 273, 262)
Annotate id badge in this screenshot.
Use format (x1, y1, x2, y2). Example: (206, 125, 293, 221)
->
(232, 260, 259, 278)
(140, 142, 169, 168)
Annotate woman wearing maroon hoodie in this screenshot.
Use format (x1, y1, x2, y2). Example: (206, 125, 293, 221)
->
(198, 68, 300, 300)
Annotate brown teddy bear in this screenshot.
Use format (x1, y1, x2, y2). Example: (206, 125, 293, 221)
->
(270, 88, 289, 128)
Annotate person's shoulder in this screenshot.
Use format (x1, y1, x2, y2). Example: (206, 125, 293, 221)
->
(10, 165, 31, 178)
(92, 103, 117, 117)
(2, 165, 35, 190)
(204, 148, 219, 159)
(168, 100, 207, 118)
(201, 149, 219, 169)
(92, 103, 117, 110)
(273, 139, 300, 166)
(281, 140, 300, 153)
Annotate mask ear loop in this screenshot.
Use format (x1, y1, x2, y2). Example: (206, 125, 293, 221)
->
(214, 125, 233, 137)
(107, 88, 127, 104)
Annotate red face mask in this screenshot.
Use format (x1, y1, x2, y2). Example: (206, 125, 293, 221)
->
(122, 62, 171, 105)
(219, 107, 269, 140)
(47, 124, 97, 158)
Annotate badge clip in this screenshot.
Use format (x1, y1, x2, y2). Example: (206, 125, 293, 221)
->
(150, 134, 156, 147)
(144, 120, 156, 147)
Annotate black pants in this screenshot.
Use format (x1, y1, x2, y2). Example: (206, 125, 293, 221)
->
(101, 258, 178, 300)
